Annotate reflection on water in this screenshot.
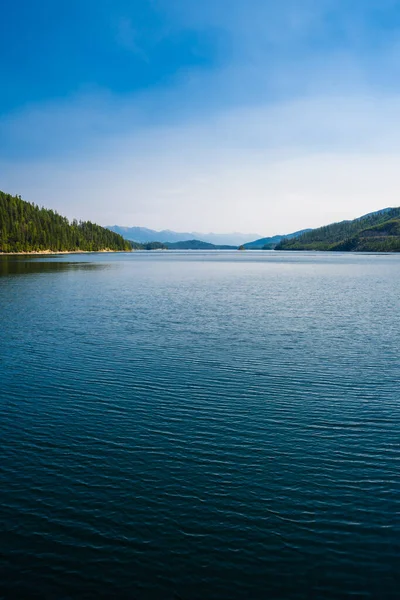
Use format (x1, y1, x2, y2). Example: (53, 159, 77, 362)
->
(0, 256, 107, 276)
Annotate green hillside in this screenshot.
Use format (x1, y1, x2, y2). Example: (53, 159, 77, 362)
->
(276, 208, 400, 252)
(243, 228, 312, 249)
(165, 239, 236, 250)
(0, 191, 131, 253)
(139, 242, 168, 250)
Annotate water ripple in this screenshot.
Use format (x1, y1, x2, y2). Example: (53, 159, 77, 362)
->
(1, 252, 400, 599)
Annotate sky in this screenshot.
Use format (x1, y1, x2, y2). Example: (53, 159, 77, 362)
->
(2, 0, 400, 235)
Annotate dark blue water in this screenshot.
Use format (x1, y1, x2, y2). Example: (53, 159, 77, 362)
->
(1, 251, 399, 599)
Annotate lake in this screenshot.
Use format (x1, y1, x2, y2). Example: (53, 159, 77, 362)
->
(0, 251, 399, 599)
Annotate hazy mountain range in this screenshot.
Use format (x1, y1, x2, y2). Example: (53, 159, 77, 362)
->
(109, 207, 400, 252)
(107, 226, 261, 247)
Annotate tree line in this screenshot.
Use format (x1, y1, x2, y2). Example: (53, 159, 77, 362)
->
(0, 191, 132, 253)
(277, 207, 400, 251)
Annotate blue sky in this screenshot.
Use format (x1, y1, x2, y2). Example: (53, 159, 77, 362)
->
(2, 0, 400, 233)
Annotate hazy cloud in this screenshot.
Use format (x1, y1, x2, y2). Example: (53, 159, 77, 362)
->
(2, 1, 400, 233)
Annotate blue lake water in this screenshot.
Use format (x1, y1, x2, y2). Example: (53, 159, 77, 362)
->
(0, 251, 399, 599)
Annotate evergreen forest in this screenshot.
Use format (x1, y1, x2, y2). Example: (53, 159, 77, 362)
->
(0, 191, 131, 253)
(276, 207, 400, 252)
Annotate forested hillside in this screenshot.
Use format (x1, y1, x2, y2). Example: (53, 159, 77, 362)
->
(243, 228, 312, 249)
(276, 207, 400, 251)
(331, 218, 400, 252)
(0, 191, 131, 253)
(165, 239, 236, 249)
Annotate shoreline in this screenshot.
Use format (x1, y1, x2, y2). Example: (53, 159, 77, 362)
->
(0, 249, 132, 256)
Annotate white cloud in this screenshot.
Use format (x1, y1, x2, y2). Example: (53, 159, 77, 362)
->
(2, 89, 400, 234)
(3, 0, 400, 236)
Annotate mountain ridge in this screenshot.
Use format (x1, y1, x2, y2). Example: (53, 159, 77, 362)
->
(107, 226, 260, 247)
(243, 228, 313, 249)
(276, 207, 400, 252)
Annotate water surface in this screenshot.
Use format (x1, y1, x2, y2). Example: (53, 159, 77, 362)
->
(1, 251, 399, 599)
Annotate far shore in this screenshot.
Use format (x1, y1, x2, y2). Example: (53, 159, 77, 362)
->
(0, 249, 133, 256)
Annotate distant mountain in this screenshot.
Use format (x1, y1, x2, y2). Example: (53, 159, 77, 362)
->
(132, 241, 168, 250)
(107, 226, 260, 247)
(243, 228, 312, 249)
(165, 239, 236, 250)
(276, 208, 400, 252)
